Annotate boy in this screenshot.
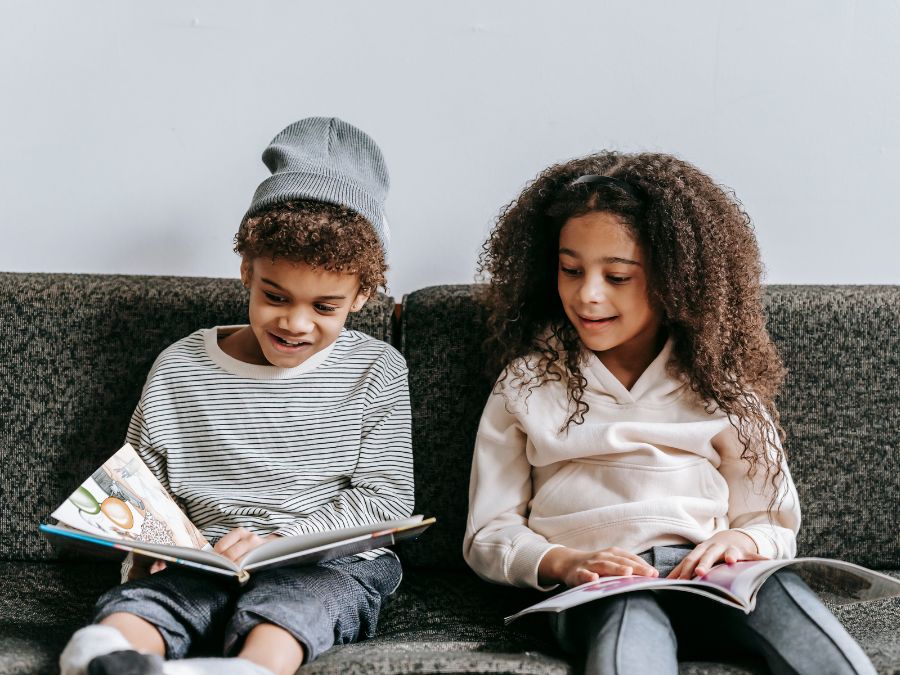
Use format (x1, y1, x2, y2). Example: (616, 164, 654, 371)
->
(60, 117, 414, 675)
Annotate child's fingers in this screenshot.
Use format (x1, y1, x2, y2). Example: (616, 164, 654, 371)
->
(610, 559, 657, 577)
(669, 550, 705, 579)
(214, 527, 265, 560)
(605, 548, 649, 566)
(593, 554, 651, 573)
(149, 560, 167, 574)
(723, 546, 743, 564)
(694, 544, 726, 576)
(213, 527, 250, 554)
(574, 568, 600, 586)
(667, 555, 694, 579)
(586, 561, 634, 577)
(742, 552, 770, 561)
(218, 537, 256, 562)
(666, 562, 681, 580)
(606, 549, 658, 576)
(218, 544, 243, 562)
(586, 550, 657, 577)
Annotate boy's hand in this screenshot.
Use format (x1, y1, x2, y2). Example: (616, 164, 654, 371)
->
(126, 554, 167, 581)
(539, 546, 658, 588)
(667, 530, 769, 580)
(214, 527, 280, 563)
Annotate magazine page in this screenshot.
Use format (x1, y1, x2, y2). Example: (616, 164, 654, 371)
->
(706, 558, 900, 610)
(504, 574, 747, 624)
(241, 515, 434, 569)
(50, 443, 209, 550)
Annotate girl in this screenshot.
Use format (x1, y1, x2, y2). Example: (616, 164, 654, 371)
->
(463, 152, 875, 674)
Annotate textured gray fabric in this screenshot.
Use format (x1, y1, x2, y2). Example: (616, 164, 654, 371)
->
(762, 286, 900, 567)
(398, 284, 900, 571)
(397, 286, 494, 569)
(1, 279, 898, 674)
(1, 563, 897, 674)
(245, 117, 391, 252)
(93, 555, 401, 661)
(0, 272, 394, 561)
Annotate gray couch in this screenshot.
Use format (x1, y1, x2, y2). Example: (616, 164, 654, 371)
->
(0, 272, 897, 674)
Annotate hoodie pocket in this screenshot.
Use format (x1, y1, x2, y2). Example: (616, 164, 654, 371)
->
(529, 457, 722, 519)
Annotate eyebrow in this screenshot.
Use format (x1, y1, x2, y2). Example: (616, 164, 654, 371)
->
(259, 278, 347, 301)
(558, 248, 641, 266)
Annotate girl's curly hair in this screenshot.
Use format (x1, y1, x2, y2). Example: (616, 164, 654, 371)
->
(234, 200, 386, 295)
(478, 152, 787, 500)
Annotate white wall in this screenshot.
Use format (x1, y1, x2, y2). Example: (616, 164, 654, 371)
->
(2, 0, 898, 296)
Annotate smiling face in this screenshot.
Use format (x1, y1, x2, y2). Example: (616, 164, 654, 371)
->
(222, 256, 368, 368)
(557, 211, 663, 374)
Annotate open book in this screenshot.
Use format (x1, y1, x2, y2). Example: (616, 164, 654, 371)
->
(40, 444, 434, 584)
(506, 557, 900, 622)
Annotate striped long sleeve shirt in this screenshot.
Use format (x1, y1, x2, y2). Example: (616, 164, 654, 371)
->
(126, 326, 414, 558)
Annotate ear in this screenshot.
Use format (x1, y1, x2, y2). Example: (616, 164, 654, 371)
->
(349, 290, 370, 313)
(240, 258, 252, 288)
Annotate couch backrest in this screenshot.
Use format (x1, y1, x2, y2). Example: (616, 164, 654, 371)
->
(3, 276, 898, 569)
(399, 284, 900, 570)
(0, 272, 395, 561)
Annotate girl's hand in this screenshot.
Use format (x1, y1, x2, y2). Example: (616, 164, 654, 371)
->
(667, 530, 768, 579)
(214, 527, 280, 563)
(539, 546, 659, 588)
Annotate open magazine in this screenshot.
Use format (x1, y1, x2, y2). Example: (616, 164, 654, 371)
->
(40, 444, 434, 584)
(506, 557, 900, 622)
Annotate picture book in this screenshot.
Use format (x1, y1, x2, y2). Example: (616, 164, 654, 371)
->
(41, 443, 435, 584)
(506, 557, 900, 622)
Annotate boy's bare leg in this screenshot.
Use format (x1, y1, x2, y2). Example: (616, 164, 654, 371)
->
(238, 623, 304, 675)
(99, 612, 166, 655)
(59, 616, 163, 675)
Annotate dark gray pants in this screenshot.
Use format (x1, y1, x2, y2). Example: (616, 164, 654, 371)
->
(551, 546, 876, 675)
(93, 554, 401, 664)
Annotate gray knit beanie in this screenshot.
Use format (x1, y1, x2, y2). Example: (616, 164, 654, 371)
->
(245, 117, 390, 253)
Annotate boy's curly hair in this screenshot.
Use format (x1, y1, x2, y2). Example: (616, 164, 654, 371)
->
(478, 152, 787, 498)
(234, 200, 386, 294)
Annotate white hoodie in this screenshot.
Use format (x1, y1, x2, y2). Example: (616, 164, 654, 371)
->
(463, 338, 800, 590)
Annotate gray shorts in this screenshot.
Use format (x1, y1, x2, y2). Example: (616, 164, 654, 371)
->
(93, 554, 402, 663)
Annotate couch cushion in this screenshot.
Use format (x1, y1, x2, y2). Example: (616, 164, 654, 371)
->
(763, 286, 900, 568)
(2, 561, 896, 675)
(0, 561, 566, 675)
(0, 561, 121, 675)
(399, 285, 900, 571)
(397, 286, 494, 570)
(0, 272, 395, 561)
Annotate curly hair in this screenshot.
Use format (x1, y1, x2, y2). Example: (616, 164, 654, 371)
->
(234, 200, 386, 294)
(478, 152, 787, 502)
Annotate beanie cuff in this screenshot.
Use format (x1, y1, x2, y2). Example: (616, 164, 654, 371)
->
(246, 170, 388, 251)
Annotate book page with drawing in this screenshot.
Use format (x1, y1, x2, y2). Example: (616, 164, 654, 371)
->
(49, 443, 209, 550)
(41, 444, 434, 583)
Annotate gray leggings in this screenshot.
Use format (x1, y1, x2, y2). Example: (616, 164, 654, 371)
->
(551, 546, 876, 675)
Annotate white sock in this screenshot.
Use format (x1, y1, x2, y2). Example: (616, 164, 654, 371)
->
(59, 624, 133, 675)
(164, 659, 274, 675)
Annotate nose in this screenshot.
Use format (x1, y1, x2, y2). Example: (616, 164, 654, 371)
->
(578, 272, 607, 304)
(280, 307, 315, 335)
